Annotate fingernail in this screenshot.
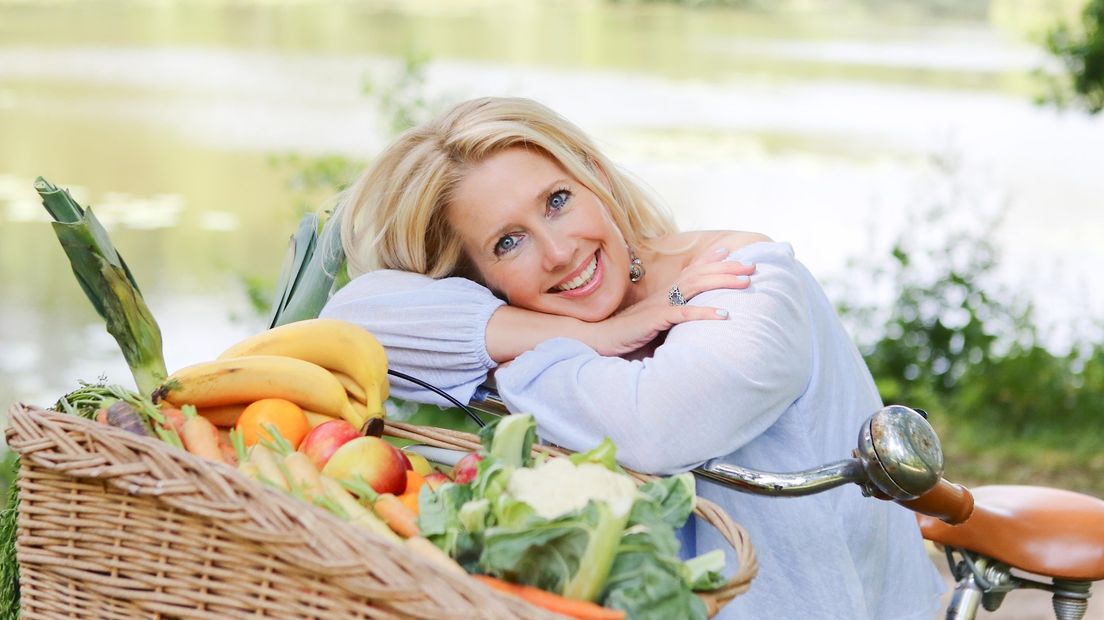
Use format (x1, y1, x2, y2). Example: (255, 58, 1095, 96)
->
(714, 247, 728, 254)
(715, 308, 729, 318)
(736, 275, 750, 283)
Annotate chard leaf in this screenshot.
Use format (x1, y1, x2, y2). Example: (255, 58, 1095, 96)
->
(684, 549, 727, 591)
(418, 482, 480, 566)
(569, 437, 622, 472)
(481, 500, 625, 601)
(603, 560, 708, 620)
(458, 499, 490, 534)
(472, 454, 514, 514)
(599, 481, 707, 619)
(636, 472, 696, 529)
(479, 414, 536, 468)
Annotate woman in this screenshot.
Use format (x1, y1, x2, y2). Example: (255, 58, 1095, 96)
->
(321, 97, 944, 618)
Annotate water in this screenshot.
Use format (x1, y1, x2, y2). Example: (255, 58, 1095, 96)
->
(1, 0, 1101, 414)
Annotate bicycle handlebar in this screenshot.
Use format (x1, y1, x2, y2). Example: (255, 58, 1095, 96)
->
(469, 390, 972, 521)
(897, 478, 974, 524)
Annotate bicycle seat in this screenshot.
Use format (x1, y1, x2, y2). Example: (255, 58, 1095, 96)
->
(918, 485, 1104, 581)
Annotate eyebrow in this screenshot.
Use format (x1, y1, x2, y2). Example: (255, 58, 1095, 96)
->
(480, 178, 571, 251)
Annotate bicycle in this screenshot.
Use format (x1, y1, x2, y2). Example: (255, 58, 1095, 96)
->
(424, 390, 1104, 620)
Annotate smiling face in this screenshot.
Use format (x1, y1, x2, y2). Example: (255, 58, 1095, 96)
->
(447, 147, 633, 322)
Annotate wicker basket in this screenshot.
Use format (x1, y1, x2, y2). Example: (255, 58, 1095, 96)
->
(5, 403, 757, 619)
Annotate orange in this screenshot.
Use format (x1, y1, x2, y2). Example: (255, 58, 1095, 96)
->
(236, 398, 310, 449)
(403, 469, 426, 496)
(398, 491, 420, 517)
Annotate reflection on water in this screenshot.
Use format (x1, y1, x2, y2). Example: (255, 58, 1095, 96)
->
(1, 0, 1101, 417)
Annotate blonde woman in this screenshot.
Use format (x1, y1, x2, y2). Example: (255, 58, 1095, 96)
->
(321, 97, 943, 619)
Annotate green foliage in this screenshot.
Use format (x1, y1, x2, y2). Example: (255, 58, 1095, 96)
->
(245, 49, 450, 320)
(362, 47, 441, 136)
(1038, 0, 1104, 114)
(1, 451, 20, 620)
(836, 157, 1104, 494)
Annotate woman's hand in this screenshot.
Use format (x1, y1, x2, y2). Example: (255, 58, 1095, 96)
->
(585, 248, 755, 357)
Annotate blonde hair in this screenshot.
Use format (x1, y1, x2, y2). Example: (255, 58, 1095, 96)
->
(341, 97, 678, 279)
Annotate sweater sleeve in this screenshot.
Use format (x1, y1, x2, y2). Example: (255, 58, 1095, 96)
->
(319, 270, 506, 406)
(494, 242, 814, 475)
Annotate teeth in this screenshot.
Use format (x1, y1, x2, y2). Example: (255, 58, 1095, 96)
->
(556, 255, 598, 291)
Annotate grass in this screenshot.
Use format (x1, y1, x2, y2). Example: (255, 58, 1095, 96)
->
(933, 415, 1104, 497)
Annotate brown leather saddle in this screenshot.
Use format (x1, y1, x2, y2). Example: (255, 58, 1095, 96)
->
(918, 485, 1104, 581)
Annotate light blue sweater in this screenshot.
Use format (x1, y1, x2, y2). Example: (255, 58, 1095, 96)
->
(322, 241, 944, 619)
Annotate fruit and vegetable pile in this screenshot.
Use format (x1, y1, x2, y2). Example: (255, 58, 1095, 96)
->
(61, 325, 728, 619)
(3, 179, 734, 620)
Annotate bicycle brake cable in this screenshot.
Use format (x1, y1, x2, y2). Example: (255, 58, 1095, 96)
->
(386, 369, 486, 428)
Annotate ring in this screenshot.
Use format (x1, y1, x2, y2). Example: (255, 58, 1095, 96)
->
(668, 284, 687, 306)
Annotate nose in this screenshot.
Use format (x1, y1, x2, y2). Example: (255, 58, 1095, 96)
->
(540, 230, 575, 272)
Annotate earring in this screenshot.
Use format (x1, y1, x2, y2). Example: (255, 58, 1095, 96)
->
(628, 248, 645, 283)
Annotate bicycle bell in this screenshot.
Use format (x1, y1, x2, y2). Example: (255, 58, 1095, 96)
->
(856, 405, 944, 500)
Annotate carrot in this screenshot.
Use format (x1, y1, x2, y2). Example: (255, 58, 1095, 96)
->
(472, 575, 625, 620)
(94, 408, 108, 425)
(246, 442, 290, 491)
(218, 429, 238, 466)
(159, 405, 187, 436)
(404, 536, 466, 575)
(342, 475, 420, 538)
(282, 451, 326, 501)
(318, 476, 401, 543)
(180, 405, 226, 464)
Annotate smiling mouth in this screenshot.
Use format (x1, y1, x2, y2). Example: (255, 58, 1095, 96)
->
(551, 251, 600, 293)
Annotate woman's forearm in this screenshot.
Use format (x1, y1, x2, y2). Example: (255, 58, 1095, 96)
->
(485, 305, 592, 363)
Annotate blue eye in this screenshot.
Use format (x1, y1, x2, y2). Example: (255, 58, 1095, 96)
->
(494, 234, 520, 256)
(548, 189, 570, 211)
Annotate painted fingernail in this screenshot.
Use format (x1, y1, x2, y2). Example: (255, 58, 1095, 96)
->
(716, 309, 729, 318)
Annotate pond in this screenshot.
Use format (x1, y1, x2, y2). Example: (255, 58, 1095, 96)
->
(1, 0, 1101, 416)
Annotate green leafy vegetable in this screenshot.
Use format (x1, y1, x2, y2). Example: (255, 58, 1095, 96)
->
(601, 506, 704, 618)
(684, 550, 727, 591)
(636, 473, 697, 530)
(569, 437, 622, 472)
(424, 414, 722, 616)
(479, 414, 536, 469)
(36, 178, 167, 396)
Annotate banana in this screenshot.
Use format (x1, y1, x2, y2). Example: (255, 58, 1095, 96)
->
(303, 410, 333, 429)
(349, 398, 383, 429)
(217, 318, 390, 404)
(332, 370, 367, 404)
(197, 404, 247, 427)
(155, 355, 358, 423)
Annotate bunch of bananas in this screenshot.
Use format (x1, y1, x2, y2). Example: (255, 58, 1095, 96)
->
(153, 319, 388, 430)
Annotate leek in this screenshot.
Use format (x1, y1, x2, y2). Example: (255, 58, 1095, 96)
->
(36, 178, 167, 396)
(268, 206, 347, 327)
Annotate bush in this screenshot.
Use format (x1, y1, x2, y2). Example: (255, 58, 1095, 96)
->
(834, 157, 1104, 494)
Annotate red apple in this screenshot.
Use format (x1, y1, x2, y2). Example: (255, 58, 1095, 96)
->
(297, 419, 361, 470)
(452, 452, 484, 485)
(424, 471, 450, 491)
(322, 436, 408, 495)
(397, 449, 413, 470)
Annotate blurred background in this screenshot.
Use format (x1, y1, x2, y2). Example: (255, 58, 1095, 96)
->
(1, 0, 1102, 503)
